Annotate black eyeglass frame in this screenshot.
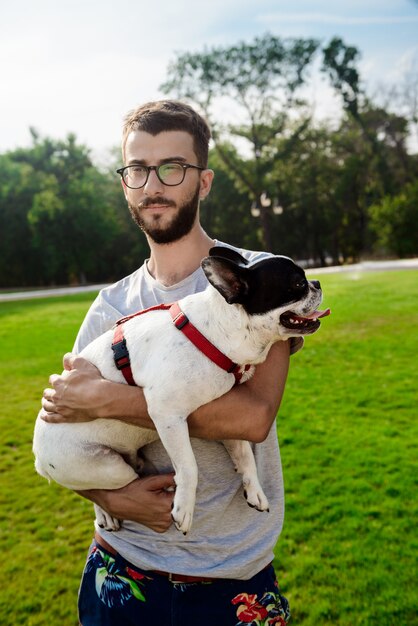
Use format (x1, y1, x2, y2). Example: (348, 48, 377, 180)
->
(116, 162, 205, 189)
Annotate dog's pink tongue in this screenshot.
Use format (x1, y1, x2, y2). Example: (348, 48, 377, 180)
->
(304, 308, 331, 320)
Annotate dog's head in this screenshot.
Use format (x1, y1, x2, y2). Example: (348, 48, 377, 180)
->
(201, 246, 330, 337)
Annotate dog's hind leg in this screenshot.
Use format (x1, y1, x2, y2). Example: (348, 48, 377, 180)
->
(222, 440, 269, 512)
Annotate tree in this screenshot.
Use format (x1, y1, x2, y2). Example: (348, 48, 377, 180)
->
(21, 133, 120, 284)
(269, 124, 342, 264)
(372, 64, 418, 158)
(369, 180, 418, 257)
(0, 155, 40, 286)
(201, 148, 258, 251)
(0, 133, 146, 287)
(321, 37, 414, 196)
(321, 37, 361, 117)
(161, 32, 320, 250)
(329, 106, 414, 260)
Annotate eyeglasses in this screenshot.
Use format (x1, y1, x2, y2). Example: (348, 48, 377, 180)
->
(116, 162, 204, 189)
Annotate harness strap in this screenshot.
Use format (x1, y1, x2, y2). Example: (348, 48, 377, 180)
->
(169, 302, 242, 383)
(111, 323, 136, 386)
(112, 304, 173, 386)
(112, 301, 247, 386)
(115, 303, 172, 326)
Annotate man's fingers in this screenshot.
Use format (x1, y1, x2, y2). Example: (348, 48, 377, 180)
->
(64, 353, 92, 371)
(66, 354, 101, 376)
(39, 408, 64, 424)
(63, 352, 75, 371)
(43, 387, 55, 400)
(146, 473, 176, 491)
(41, 397, 55, 412)
(48, 373, 61, 386)
(42, 388, 57, 412)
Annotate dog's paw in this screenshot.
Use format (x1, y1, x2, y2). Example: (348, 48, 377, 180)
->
(171, 494, 194, 535)
(171, 510, 193, 535)
(243, 479, 270, 513)
(94, 505, 121, 532)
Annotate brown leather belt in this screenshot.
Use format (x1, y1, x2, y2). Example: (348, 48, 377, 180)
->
(94, 532, 218, 584)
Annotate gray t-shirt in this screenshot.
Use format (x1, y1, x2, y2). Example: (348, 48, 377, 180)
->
(73, 241, 302, 579)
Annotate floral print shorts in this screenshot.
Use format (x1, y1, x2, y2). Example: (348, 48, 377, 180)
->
(78, 539, 291, 626)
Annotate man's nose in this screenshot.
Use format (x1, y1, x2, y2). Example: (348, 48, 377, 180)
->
(143, 169, 164, 194)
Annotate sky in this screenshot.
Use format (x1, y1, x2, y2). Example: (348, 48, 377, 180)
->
(1, 0, 417, 163)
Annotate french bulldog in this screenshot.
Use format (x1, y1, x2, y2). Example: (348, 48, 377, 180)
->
(33, 246, 329, 534)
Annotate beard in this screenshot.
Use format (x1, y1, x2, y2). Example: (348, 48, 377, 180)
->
(128, 186, 200, 245)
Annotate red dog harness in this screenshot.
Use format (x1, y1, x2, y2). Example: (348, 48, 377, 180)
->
(111, 302, 250, 387)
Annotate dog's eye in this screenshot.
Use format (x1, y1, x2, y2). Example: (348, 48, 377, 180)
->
(294, 279, 307, 289)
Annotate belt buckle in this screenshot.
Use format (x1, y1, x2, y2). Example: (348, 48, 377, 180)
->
(168, 572, 183, 584)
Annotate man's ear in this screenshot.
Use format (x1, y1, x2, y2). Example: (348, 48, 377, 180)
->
(199, 169, 214, 200)
(201, 257, 249, 304)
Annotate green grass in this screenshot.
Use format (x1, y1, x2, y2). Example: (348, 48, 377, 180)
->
(0, 295, 96, 626)
(275, 270, 418, 625)
(0, 272, 417, 625)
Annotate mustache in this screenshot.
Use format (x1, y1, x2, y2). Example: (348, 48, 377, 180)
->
(137, 197, 176, 209)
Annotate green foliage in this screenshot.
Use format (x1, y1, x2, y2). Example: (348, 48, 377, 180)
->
(161, 33, 321, 251)
(161, 32, 417, 260)
(161, 33, 319, 113)
(321, 37, 361, 115)
(0, 270, 417, 624)
(0, 134, 148, 288)
(270, 124, 340, 260)
(369, 180, 418, 257)
(269, 112, 411, 263)
(0, 34, 417, 288)
(0, 155, 40, 286)
(202, 150, 261, 250)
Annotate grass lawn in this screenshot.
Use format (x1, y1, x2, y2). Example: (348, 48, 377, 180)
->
(0, 270, 416, 625)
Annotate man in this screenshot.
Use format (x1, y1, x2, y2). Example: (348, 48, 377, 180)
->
(41, 100, 299, 625)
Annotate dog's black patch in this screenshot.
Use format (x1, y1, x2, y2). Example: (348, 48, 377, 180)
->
(240, 257, 309, 315)
(202, 254, 311, 315)
(209, 246, 249, 266)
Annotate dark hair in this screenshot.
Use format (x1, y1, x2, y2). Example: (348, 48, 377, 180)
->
(122, 100, 211, 167)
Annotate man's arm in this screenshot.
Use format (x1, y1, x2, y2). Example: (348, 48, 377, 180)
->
(40, 341, 290, 531)
(41, 341, 290, 442)
(41, 353, 149, 424)
(76, 474, 176, 534)
(189, 340, 290, 442)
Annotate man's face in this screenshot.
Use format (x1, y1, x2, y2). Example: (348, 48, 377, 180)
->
(122, 130, 212, 245)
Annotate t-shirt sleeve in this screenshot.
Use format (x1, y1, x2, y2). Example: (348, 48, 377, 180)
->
(72, 292, 122, 353)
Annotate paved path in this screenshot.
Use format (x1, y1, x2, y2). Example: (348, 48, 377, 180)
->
(306, 258, 418, 275)
(0, 283, 109, 302)
(1, 259, 417, 302)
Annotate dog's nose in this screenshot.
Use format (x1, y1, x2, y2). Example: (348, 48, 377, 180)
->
(311, 280, 321, 290)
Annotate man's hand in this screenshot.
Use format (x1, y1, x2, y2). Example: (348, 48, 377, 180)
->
(41, 353, 114, 423)
(78, 474, 176, 534)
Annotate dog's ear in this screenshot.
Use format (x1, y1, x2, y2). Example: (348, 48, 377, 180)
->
(201, 257, 249, 304)
(209, 246, 249, 266)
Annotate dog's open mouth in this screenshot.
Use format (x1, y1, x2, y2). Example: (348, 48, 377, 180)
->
(280, 308, 331, 333)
